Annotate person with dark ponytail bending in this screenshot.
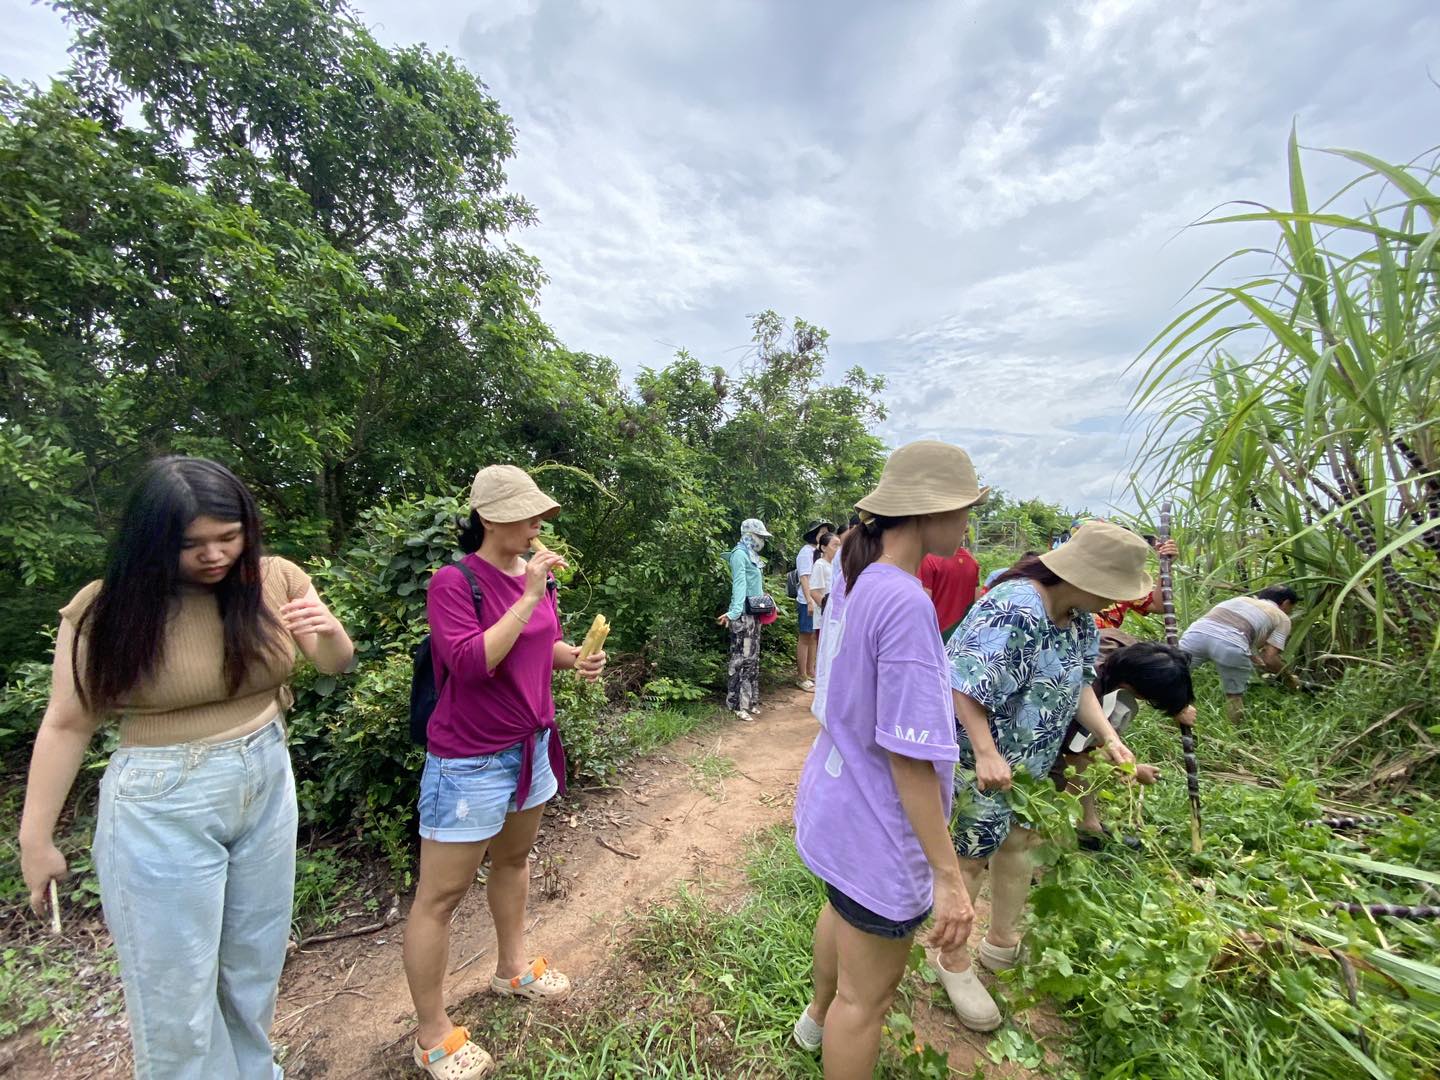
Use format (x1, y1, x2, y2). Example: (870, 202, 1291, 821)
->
(792, 441, 986, 1079)
(18, 457, 354, 1079)
(403, 466, 606, 1080)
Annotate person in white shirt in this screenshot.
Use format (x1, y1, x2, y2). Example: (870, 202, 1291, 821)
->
(1179, 585, 1299, 721)
(794, 520, 833, 691)
(807, 533, 840, 617)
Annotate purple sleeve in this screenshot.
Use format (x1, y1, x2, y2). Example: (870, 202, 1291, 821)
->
(552, 585, 563, 643)
(873, 598, 959, 763)
(427, 566, 495, 679)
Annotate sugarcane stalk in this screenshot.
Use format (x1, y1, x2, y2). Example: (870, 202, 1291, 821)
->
(1314, 815, 1382, 830)
(1159, 501, 1203, 854)
(1332, 902, 1440, 920)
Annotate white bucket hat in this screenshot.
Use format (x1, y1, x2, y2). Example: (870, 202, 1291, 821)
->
(1039, 520, 1152, 603)
(469, 465, 561, 524)
(739, 517, 772, 538)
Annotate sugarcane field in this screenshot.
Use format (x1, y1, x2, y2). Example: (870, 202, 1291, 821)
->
(1, 2, 1438, 1078)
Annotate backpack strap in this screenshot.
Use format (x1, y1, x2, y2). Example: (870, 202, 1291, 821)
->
(455, 560, 486, 623)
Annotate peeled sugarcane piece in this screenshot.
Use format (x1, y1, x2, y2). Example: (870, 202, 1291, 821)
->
(1333, 902, 1440, 920)
(49, 879, 62, 935)
(578, 614, 610, 661)
(531, 536, 550, 555)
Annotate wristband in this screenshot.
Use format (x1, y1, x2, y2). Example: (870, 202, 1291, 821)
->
(507, 608, 530, 627)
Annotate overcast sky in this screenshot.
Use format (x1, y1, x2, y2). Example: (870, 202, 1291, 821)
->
(4, 1, 1437, 510)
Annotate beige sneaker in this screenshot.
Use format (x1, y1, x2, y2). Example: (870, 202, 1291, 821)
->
(977, 937, 1023, 972)
(935, 957, 1002, 1031)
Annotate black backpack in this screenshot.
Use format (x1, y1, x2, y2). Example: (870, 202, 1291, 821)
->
(786, 567, 801, 599)
(409, 562, 485, 746)
(408, 562, 557, 747)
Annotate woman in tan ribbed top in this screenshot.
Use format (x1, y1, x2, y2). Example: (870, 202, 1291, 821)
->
(18, 457, 354, 1080)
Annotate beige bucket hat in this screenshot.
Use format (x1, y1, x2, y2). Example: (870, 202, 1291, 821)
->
(469, 465, 561, 523)
(1039, 520, 1152, 602)
(855, 440, 989, 519)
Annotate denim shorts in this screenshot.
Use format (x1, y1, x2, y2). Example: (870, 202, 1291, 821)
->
(418, 730, 557, 843)
(826, 883, 930, 940)
(798, 601, 815, 634)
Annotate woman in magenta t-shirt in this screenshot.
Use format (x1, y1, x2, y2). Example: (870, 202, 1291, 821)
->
(403, 465, 607, 1080)
(792, 440, 988, 1077)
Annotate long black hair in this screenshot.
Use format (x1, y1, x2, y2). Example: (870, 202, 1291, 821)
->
(75, 457, 284, 711)
(988, 553, 1063, 591)
(1093, 641, 1194, 717)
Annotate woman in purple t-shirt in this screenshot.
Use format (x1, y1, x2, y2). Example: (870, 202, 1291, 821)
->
(403, 466, 607, 1080)
(792, 441, 988, 1078)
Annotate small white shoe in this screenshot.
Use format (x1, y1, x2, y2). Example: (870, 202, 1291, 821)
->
(977, 937, 1023, 972)
(935, 957, 1002, 1031)
(800, 679, 816, 692)
(791, 1006, 824, 1052)
(734, 709, 752, 721)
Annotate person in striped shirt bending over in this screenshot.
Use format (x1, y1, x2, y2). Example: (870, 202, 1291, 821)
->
(1179, 586, 1300, 722)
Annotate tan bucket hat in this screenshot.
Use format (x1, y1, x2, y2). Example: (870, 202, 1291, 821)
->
(855, 440, 989, 518)
(469, 465, 561, 523)
(1039, 520, 1152, 602)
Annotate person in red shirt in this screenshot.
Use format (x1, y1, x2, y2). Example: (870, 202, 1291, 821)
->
(919, 545, 981, 641)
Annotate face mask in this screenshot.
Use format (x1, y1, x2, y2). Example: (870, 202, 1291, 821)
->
(743, 533, 765, 553)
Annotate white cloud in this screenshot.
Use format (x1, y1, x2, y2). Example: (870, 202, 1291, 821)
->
(5, 0, 1438, 509)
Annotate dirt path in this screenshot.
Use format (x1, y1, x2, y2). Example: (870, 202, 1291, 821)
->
(276, 692, 817, 1077)
(277, 689, 1050, 1078)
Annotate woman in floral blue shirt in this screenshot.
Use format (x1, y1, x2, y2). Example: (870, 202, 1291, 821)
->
(935, 522, 1153, 1032)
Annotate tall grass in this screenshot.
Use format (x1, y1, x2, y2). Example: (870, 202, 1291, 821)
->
(1132, 129, 1440, 661)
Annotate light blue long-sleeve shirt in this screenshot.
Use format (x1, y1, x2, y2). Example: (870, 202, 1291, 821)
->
(727, 543, 764, 620)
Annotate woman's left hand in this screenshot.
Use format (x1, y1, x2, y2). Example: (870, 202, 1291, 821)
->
(576, 650, 607, 682)
(281, 595, 344, 639)
(1155, 539, 1179, 559)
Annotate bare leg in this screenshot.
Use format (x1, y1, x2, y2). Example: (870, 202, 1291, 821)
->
(938, 857, 985, 972)
(403, 838, 490, 1050)
(821, 918, 912, 1079)
(987, 829, 1039, 949)
(805, 902, 839, 1025)
(486, 804, 546, 981)
(1066, 751, 1103, 833)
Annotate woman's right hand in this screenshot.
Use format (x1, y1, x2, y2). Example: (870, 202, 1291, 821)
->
(524, 551, 566, 600)
(22, 840, 67, 918)
(975, 750, 1013, 793)
(716, 613, 731, 628)
(927, 870, 975, 952)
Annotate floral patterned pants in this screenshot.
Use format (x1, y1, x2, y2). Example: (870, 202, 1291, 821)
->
(725, 614, 761, 712)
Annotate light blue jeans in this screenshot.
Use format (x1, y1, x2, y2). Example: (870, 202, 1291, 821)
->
(95, 718, 295, 1080)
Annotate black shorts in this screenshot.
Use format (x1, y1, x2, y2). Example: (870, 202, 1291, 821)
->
(826, 883, 929, 940)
